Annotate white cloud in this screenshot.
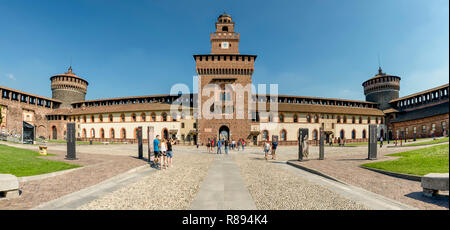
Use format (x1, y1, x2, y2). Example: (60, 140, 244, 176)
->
(6, 74, 16, 81)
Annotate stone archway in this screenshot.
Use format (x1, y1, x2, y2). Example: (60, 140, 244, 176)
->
(218, 125, 230, 141)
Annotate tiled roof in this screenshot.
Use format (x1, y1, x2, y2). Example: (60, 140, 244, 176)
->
(49, 103, 191, 116)
(273, 103, 384, 116)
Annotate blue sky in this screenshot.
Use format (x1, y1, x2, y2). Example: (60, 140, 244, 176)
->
(0, 0, 448, 101)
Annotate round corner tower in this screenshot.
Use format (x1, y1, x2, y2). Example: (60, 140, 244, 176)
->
(362, 67, 400, 110)
(50, 67, 88, 108)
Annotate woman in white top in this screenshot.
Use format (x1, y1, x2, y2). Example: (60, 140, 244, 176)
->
(160, 139, 167, 169)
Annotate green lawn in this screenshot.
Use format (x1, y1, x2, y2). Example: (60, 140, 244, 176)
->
(361, 144, 449, 176)
(0, 144, 81, 177)
(402, 137, 449, 147)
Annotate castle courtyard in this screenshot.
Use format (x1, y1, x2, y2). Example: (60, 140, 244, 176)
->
(1, 140, 447, 210)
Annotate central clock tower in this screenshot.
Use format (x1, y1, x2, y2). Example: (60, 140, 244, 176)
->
(210, 13, 240, 54)
(194, 13, 257, 145)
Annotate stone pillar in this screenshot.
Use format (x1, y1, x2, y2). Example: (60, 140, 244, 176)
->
(319, 128, 324, 160)
(137, 126, 143, 159)
(65, 123, 77, 160)
(368, 124, 377, 160)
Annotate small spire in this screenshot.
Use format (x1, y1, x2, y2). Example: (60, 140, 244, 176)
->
(378, 66, 383, 75)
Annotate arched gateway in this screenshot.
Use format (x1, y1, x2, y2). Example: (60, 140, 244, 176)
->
(219, 125, 230, 141)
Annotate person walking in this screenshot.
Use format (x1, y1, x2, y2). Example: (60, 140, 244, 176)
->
(224, 139, 229, 154)
(380, 137, 383, 148)
(166, 138, 174, 168)
(153, 135, 161, 168)
(237, 139, 241, 151)
(271, 139, 278, 160)
(264, 141, 270, 160)
(232, 139, 235, 150)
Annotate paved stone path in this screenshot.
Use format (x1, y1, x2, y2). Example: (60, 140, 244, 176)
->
(190, 154, 256, 210)
(32, 165, 156, 210)
(283, 142, 449, 210)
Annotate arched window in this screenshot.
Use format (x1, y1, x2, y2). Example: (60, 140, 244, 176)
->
(109, 114, 113, 122)
(307, 115, 311, 123)
(362, 129, 367, 139)
(337, 116, 341, 123)
(262, 130, 269, 141)
(99, 114, 103, 122)
(340, 130, 345, 139)
(171, 113, 177, 122)
(162, 113, 167, 122)
(376, 117, 379, 124)
(121, 113, 125, 122)
(343, 116, 347, 123)
(281, 130, 287, 141)
(82, 128, 86, 138)
(100, 128, 105, 138)
(313, 129, 318, 140)
(121, 128, 126, 139)
(91, 128, 95, 138)
(141, 113, 146, 122)
(279, 114, 284, 123)
(83, 116, 87, 123)
(132, 113, 137, 122)
(367, 117, 371, 124)
(314, 114, 319, 123)
(293, 114, 298, 123)
(91, 115, 95, 123)
(352, 116, 355, 124)
(352, 130, 356, 139)
(222, 26, 228, 32)
(110, 128, 115, 139)
(268, 114, 273, 122)
(151, 113, 156, 121)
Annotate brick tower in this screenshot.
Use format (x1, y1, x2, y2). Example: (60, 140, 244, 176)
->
(194, 13, 257, 145)
(362, 67, 401, 110)
(50, 67, 88, 108)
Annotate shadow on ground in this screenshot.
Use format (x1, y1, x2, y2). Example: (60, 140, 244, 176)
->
(405, 192, 449, 209)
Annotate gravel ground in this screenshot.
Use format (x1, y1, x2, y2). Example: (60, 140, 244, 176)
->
(233, 153, 369, 210)
(78, 153, 215, 210)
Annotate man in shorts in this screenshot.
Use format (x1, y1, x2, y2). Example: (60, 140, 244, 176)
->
(153, 135, 161, 166)
(271, 139, 278, 160)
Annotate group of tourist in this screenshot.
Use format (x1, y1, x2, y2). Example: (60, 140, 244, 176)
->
(152, 135, 174, 170)
(263, 139, 278, 160)
(206, 138, 246, 154)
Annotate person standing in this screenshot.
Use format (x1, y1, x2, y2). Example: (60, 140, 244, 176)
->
(207, 138, 211, 153)
(153, 135, 161, 167)
(264, 141, 270, 160)
(217, 139, 222, 154)
(271, 139, 278, 160)
(166, 138, 174, 168)
(160, 139, 167, 169)
(242, 140, 245, 151)
(380, 137, 383, 148)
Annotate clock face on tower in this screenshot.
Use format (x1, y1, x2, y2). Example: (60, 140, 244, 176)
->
(221, 42, 229, 49)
